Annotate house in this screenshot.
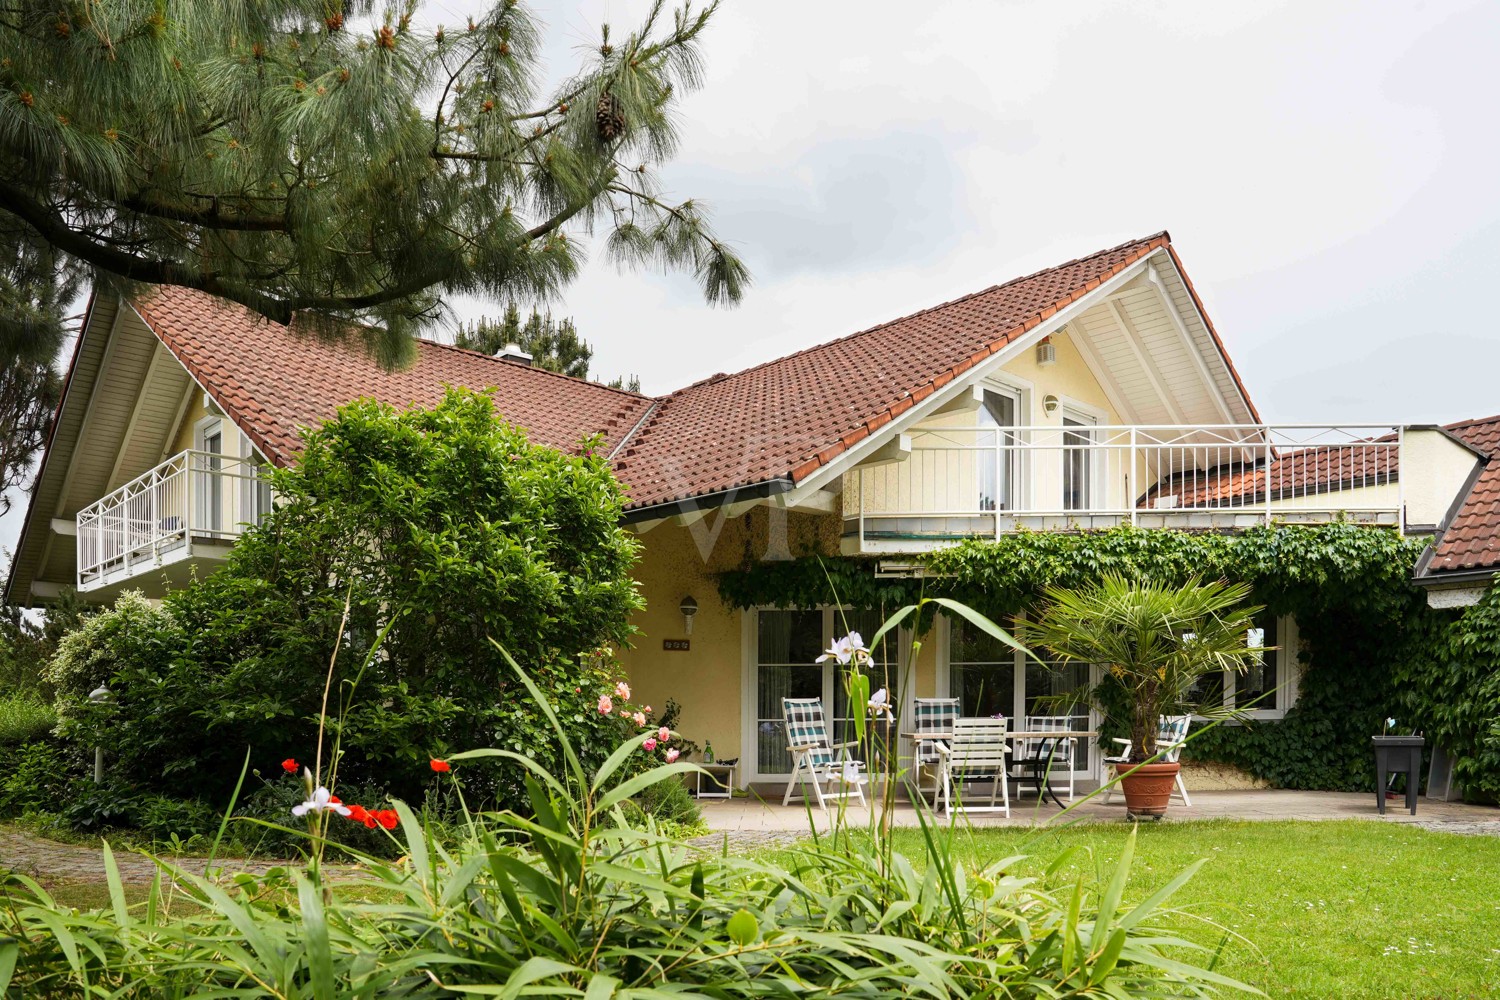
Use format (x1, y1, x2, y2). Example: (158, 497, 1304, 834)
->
(6, 231, 1493, 790)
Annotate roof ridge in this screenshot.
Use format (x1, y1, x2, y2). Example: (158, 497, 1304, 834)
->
(1443, 413, 1500, 431)
(418, 336, 658, 402)
(660, 231, 1170, 399)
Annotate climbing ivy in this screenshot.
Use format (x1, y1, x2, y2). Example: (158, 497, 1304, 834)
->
(716, 524, 1494, 794)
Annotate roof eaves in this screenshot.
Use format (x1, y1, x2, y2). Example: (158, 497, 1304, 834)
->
(1163, 243, 1262, 424)
(3, 288, 100, 605)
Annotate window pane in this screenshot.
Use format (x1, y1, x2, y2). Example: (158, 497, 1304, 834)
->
(949, 617, 1014, 718)
(832, 609, 900, 760)
(755, 609, 824, 774)
(757, 609, 822, 665)
(1025, 658, 1092, 770)
(1238, 613, 1279, 711)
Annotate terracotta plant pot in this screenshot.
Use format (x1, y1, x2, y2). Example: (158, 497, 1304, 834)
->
(1113, 761, 1181, 819)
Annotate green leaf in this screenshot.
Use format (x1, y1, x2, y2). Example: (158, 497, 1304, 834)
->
(727, 908, 759, 946)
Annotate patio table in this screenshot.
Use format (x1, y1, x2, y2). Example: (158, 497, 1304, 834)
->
(901, 729, 1098, 808)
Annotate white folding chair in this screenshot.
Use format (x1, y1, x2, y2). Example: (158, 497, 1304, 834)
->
(1016, 715, 1078, 802)
(781, 697, 867, 811)
(909, 697, 958, 808)
(936, 717, 1011, 816)
(1103, 714, 1192, 806)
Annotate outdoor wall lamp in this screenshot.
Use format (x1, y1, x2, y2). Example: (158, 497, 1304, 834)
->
(1043, 394, 1060, 414)
(680, 595, 699, 635)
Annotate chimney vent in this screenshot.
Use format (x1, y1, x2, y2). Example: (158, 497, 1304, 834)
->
(498, 342, 533, 366)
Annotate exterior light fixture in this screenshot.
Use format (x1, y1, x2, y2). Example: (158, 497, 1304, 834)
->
(1035, 336, 1058, 367)
(1043, 394, 1060, 414)
(88, 685, 112, 784)
(680, 595, 699, 635)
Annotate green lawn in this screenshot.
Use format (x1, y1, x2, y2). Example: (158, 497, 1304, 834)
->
(11, 819, 1500, 997)
(759, 819, 1500, 999)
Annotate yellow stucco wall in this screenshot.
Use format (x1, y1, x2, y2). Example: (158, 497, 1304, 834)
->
(617, 507, 949, 773)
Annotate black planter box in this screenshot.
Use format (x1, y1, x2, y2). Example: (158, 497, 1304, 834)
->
(1372, 735, 1424, 816)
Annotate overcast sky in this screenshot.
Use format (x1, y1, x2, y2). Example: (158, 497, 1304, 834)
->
(5, 0, 1500, 560)
(499, 0, 1500, 423)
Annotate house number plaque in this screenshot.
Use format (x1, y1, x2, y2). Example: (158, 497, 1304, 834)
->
(662, 639, 691, 651)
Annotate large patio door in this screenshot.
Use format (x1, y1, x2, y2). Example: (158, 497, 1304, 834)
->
(944, 615, 1096, 777)
(748, 608, 904, 782)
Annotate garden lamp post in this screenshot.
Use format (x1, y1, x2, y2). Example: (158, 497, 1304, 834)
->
(88, 684, 112, 784)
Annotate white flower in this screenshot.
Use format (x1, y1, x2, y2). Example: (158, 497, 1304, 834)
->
(868, 687, 893, 720)
(292, 784, 351, 819)
(1386, 717, 1397, 730)
(817, 631, 871, 666)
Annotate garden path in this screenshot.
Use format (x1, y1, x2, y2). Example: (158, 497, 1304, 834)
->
(0, 828, 358, 886)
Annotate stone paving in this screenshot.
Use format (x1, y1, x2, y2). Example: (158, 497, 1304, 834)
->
(695, 788, 1500, 837)
(0, 828, 352, 887)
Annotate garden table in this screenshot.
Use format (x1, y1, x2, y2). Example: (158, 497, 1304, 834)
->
(901, 729, 1098, 808)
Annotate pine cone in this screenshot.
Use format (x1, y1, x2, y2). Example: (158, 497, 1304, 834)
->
(595, 92, 626, 141)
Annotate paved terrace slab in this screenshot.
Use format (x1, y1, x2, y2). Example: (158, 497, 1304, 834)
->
(698, 789, 1500, 838)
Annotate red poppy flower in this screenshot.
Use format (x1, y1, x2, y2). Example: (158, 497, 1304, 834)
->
(374, 809, 399, 830)
(345, 804, 375, 829)
(430, 759, 451, 773)
(281, 758, 298, 774)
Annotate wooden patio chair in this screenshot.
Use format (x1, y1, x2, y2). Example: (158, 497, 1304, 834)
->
(781, 696, 867, 811)
(935, 716, 1011, 816)
(909, 697, 959, 808)
(1103, 714, 1192, 806)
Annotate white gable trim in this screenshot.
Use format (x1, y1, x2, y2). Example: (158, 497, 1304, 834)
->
(783, 252, 1162, 502)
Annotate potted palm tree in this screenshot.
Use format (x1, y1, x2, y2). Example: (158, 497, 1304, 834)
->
(1017, 574, 1265, 818)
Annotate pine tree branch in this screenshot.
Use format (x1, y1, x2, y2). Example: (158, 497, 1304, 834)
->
(118, 193, 288, 232)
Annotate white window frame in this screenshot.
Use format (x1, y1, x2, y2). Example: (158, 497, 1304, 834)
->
(1222, 615, 1300, 720)
(1059, 398, 1108, 513)
(740, 606, 912, 786)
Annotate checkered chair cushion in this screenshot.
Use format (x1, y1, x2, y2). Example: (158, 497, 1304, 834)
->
(912, 698, 959, 763)
(782, 697, 837, 768)
(1157, 715, 1191, 763)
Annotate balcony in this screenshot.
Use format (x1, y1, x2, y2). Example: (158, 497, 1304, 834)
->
(76, 450, 270, 593)
(844, 424, 1402, 553)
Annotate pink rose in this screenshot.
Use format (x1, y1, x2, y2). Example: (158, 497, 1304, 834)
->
(597, 694, 613, 715)
(657, 726, 671, 742)
(615, 681, 631, 699)
(643, 737, 658, 752)
(665, 748, 680, 763)
(643, 705, 652, 714)
(632, 711, 647, 728)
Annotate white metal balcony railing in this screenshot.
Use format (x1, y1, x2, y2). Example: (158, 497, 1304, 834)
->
(850, 425, 1402, 547)
(76, 450, 271, 590)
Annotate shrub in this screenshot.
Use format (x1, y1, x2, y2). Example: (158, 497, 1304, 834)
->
(0, 740, 75, 817)
(635, 770, 701, 826)
(0, 664, 1252, 998)
(48, 389, 645, 811)
(46, 591, 180, 730)
(0, 695, 55, 746)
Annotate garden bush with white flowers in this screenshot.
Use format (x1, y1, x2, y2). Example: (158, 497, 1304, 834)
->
(48, 389, 668, 821)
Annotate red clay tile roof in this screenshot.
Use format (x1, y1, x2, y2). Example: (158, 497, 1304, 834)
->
(1421, 415, 1500, 577)
(1139, 436, 1399, 508)
(130, 233, 1231, 514)
(613, 232, 1189, 510)
(132, 286, 656, 466)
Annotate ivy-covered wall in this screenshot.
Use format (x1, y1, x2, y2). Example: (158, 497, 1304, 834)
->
(716, 524, 1500, 799)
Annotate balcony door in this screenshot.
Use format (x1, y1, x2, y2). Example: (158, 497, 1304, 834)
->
(977, 389, 1020, 512)
(1061, 410, 1096, 512)
(195, 418, 224, 535)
